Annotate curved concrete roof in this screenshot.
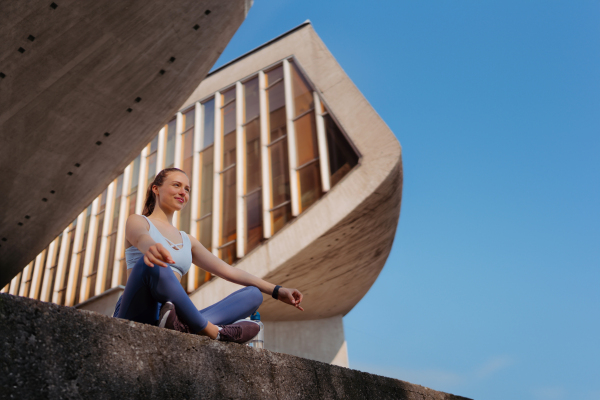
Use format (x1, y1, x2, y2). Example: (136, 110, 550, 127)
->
(188, 23, 403, 321)
(0, 0, 252, 286)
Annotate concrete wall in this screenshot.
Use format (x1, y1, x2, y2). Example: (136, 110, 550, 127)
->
(264, 315, 349, 367)
(0, 293, 471, 400)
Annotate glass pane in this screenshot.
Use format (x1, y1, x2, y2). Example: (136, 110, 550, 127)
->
(149, 133, 159, 153)
(34, 251, 47, 300)
(244, 77, 260, 122)
(269, 106, 286, 142)
(245, 119, 261, 193)
(290, 61, 314, 117)
(271, 204, 292, 235)
(197, 215, 212, 249)
(178, 196, 191, 233)
(105, 233, 117, 290)
(246, 189, 262, 253)
(181, 128, 194, 176)
(183, 108, 195, 132)
(99, 189, 108, 212)
(49, 234, 62, 299)
(294, 112, 318, 166)
(130, 155, 141, 192)
(222, 87, 236, 104)
(146, 152, 157, 188)
(222, 132, 236, 170)
(222, 101, 236, 136)
(127, 192, 137, 216)
(199, 148, 213, 218)
(61, 228, 75, 305)
(270, 137, 290, 207)
(220, 167, 236, 245)
(298, 161, 322, 212)
(219, 242, 236, 265)
(165, 118, 177, 169)
(90, 211, 104, 297)
(266, 65, 283, 85)
(324, 113, 359, 186)
(202, 99, 215, 149)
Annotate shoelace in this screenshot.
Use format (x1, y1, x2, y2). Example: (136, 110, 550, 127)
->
(219, 325, 242, 341)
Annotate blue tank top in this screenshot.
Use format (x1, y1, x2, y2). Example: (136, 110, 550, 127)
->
(125, 215, 192, 277)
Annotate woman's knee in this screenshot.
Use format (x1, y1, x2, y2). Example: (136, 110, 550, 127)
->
(246, 286, 263, 308)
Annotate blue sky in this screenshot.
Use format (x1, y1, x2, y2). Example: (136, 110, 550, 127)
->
(213, 2, 600, 399)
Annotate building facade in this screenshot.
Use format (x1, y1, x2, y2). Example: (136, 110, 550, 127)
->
(2, 22, 402, 368)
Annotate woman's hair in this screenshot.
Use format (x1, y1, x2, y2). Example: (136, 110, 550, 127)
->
(142, 168, 187, 216)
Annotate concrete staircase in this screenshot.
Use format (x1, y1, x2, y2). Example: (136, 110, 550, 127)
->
(0, 293, 470, 399)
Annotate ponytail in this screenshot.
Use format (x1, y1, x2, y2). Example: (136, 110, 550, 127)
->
(142, 168, 186, 216)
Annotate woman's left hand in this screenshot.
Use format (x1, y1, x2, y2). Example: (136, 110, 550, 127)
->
(277, 287, 304, 311)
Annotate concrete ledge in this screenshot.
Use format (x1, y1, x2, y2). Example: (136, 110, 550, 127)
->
(0, 294, 470, 400)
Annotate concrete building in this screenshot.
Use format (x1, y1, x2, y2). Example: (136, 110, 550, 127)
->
(1, 18, 402, 368)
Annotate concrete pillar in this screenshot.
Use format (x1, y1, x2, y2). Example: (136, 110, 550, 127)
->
(263, 315, 349, 367)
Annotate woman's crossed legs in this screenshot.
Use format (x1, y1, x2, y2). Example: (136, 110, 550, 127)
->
(116, 257, 263, 334)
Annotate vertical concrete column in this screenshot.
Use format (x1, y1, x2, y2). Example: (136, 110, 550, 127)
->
(135, 147, 148, 215)
(17, 262, 33, 297)
(263, 315, 349, 368)
(29, 250, 46, 299)
(313, 93, 331, 193)
(80, 197, 100, 303)
(211, 92, 222, 257)
(39, 239, 58, 302)
(283, 58, 300, 217)
(112, 164, 131, 288)
(95, 180, 115, 294)
(8, 272, 21, 295)
(52, 227, 71, 303)
(65, 211, 86, 306)
(173, 114, 184, 227)
(258, 70, 272, 239)
(235, 81, 245, 258)
(156, 127, 166, 172)
(188, 102, 202, 292)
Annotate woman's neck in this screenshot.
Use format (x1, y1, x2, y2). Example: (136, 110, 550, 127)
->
(149, 204, 174, 226)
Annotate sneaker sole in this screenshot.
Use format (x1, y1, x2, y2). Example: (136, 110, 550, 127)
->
(158, 310, 171, 328)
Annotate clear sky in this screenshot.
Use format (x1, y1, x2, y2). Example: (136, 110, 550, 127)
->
(212, 2, 600, 399)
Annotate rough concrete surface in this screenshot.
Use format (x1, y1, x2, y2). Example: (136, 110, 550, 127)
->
(0, 294, 471, 400)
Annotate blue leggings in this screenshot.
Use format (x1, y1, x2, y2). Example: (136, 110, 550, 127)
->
(115, 257, 263, 333)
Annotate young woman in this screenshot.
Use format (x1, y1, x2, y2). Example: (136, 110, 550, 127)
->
(115, 167, 303, 343)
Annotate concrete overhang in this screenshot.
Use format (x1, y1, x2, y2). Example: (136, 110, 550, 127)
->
(0, 0, 253, 286)
(186, 23, 403, 321)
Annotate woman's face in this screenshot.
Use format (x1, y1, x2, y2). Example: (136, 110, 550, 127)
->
(153, 171, 190, 212)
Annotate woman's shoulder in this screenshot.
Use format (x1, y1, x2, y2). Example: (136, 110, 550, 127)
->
(126, 214, 151, 229)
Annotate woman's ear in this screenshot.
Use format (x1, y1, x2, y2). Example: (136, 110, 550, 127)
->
(152, 185, 159, 196)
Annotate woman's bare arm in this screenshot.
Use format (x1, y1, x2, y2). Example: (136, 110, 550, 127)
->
(125, 215, 173, 267)
(189, 235, 303, 311)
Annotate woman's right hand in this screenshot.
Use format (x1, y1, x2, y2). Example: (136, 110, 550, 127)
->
(143, 243, 174, 268)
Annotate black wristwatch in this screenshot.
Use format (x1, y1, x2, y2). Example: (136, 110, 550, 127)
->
(272, 285, 281, 300)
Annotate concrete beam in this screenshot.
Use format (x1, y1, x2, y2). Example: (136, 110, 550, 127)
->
(0, 293, 471, 400)
(0, 0, 252, 286)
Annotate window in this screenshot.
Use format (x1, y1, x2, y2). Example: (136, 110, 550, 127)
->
(243, 77, 263, 253)
(218, 88, 237, 264)
(290, 60, 321, 212)
(146, 134, 159, 189)
(266, 65, 292, 233)
(322, 105, 358, 186)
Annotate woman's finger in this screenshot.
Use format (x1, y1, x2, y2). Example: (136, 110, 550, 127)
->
(156, 243, 174, 264)
(143, 255, 154, 267)
(147, 250, 168, 268)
